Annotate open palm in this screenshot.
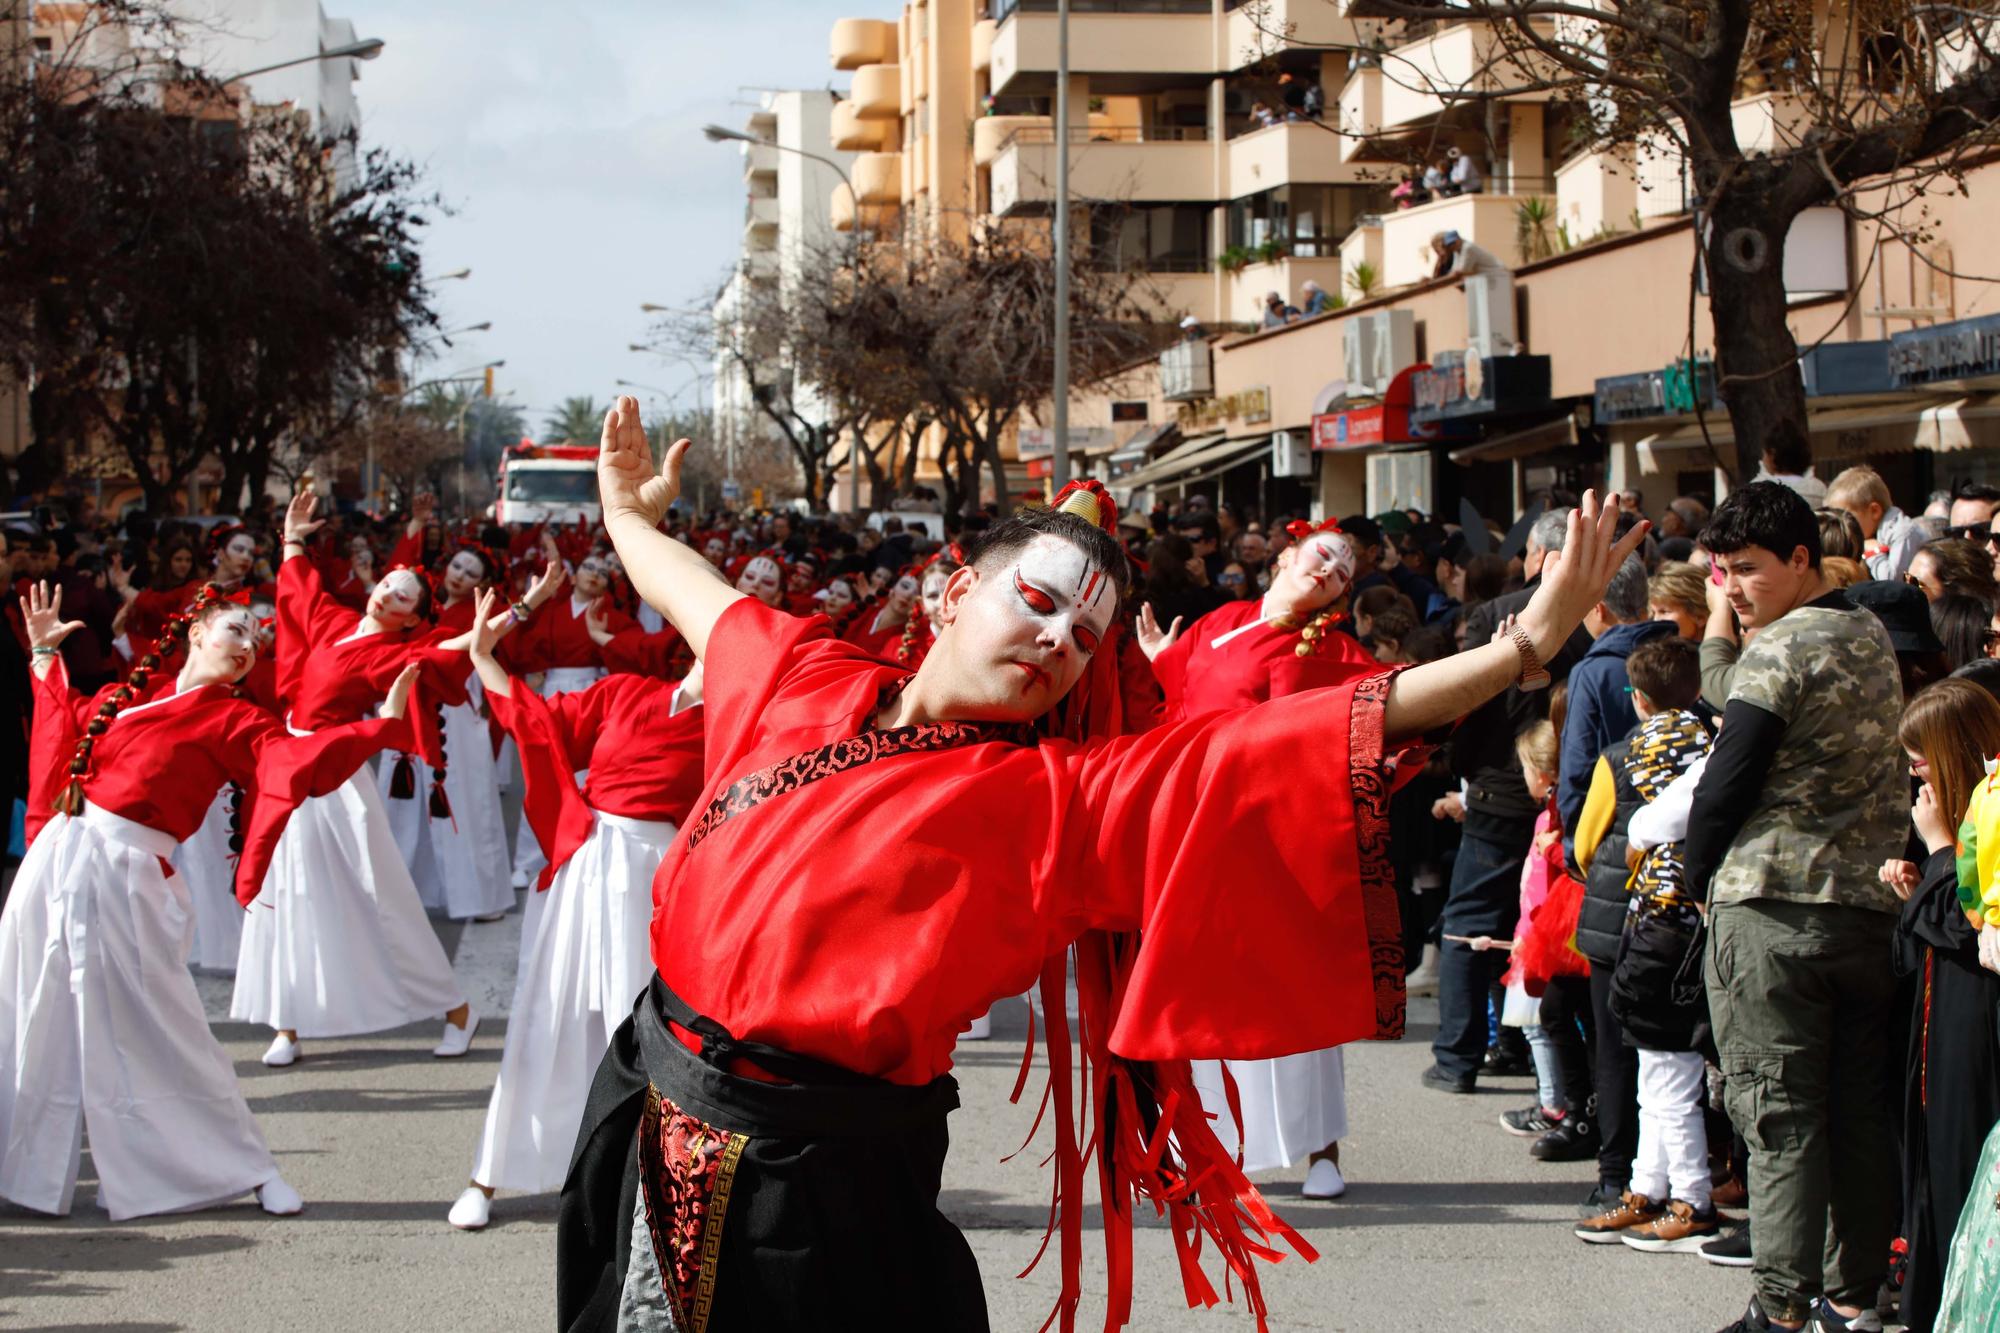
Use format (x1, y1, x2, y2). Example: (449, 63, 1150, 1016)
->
(597, 394, 685, 529)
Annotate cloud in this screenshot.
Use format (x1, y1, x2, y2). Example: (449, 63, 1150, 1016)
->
(337, 0, 851, 425)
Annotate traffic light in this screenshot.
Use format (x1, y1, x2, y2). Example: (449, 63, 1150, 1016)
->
(482, 366, 495, 398)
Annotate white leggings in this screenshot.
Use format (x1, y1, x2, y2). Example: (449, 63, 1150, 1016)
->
(1629, 1047, 1711, 1210)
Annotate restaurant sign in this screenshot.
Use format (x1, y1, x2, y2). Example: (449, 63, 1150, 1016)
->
(1890, 313, 2000, 388)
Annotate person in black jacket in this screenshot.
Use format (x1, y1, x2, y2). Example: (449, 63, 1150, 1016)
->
(1423, 508, 1593, 1096)
(1884, 680, 2000, 1333)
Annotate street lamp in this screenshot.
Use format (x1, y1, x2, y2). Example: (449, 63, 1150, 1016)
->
(1051, 0, 1073, 491)
(219, 37, 385, 85)
(639, 303, 669, 314)
(436, 267, 472, 282)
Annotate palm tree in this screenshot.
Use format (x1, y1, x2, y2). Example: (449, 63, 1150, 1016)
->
(543, 395, 604, 446)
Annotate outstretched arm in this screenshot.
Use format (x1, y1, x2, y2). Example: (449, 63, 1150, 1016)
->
(597, 394, 741, 660)
(1380, 492, 1646, 742)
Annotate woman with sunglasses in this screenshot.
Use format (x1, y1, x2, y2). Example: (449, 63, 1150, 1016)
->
(2, 580, 419, 1221)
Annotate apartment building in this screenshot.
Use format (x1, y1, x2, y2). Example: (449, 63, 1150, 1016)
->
(711, 90, 859, 495)
(822, 0, 2000, 525)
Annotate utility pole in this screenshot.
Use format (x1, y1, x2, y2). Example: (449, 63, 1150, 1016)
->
(1051, 0, 1073, 491)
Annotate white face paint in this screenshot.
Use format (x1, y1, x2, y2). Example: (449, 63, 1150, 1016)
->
(823, 580, 855, 616)
(442, 550, 486, 599)
(703, 538, 727, 565)
(922, 569, 950, 628)
(1001, 535, 1115, 659)
(217, 533, 256, 579)
(1274, 530, 1357, 610)
(188, 607, 260, 682)
(736, 556, 783, 606)
(368, 568, 425, 627)
(888, 573, 920, 613)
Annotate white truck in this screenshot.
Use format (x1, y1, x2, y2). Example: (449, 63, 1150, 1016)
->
(495, 443, 600, 527)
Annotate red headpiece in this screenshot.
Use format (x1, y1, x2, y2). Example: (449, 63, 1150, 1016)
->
(1050, 479, 1118, 534)
(1284, 517, 1344, 543)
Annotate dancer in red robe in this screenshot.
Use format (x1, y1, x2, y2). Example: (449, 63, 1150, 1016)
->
(1140, 519, 1378, 1203)
(448, 589, 706, 1231)
(557, 397, 1647, 1333)
(2, 582, 419, 1220)
(842, 565, 919, 656)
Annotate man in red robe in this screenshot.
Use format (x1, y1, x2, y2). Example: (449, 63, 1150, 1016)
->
(558, 396, 1645, 1333)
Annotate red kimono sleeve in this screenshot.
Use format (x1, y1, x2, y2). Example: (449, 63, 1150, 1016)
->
(487, 680, 604, 889)
(1054, 670, 1409, 1062)
(600, 624, 683, 678)
(232, 710, 413, 905)
(25, 658, 108, 845)
(275, 555, 352, 706)
(387, 528, 424, 571)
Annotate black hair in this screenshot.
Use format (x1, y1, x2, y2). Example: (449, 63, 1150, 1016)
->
(1932, 591, 1996, 671)
(1174, 512, 1219, 544)
(1950, 656, 2000, 703)
(1626, 636, 1702, 712)
(970, 509, 1129, 613)
(1701, 481, 1821, 570)
(1954, 481, 2000, 505)
(1762, 420, 1815, 475)
(1339, 515, 1383, 548)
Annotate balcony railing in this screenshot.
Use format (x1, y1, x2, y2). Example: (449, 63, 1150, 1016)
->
(998, 122, 1210, 146)
(991, 0, 1209, 17)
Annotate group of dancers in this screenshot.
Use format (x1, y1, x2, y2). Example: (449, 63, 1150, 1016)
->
(0, 393, 1648, 1331)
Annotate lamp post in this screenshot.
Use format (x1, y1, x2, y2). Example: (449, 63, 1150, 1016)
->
(217, 36, 384, 85)
(1051, 0, 1073, 492)
(701, 123, 862, 512)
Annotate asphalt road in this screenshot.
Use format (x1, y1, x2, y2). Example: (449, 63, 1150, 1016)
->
(0, 881, 1759, 1333)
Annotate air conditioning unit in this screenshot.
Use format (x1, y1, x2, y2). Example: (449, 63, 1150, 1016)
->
(1343, 321, 1374, 394)
(1465, 272, 1520, 360)
(1372, 309, 1417, 389)
(1271, 430, 1312, 478)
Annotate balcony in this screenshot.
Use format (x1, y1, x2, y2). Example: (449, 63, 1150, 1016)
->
(742, 141, 779, 184)
(1379, 190, 1525, 288)
(972, 18, 997, 71)
(1554, 147, 1638, 244)
(830, 183, 895, 234)
(1373, 19, 1554, 131)
(1224, 0, 1366, 69)
(988, 123, 1214, 214)
(745, 195, 779, 245)
(1336, 65, 1382, 162)
(1227, 120, 1372, 195)
(831, 17, 896, 71)
(831, 99, 890, 152)
(1130, 269, 1221, 325)
(850, 64, 901, 119)
(853, 151, 902, 205)
(989, 3, 1212, 97)
(1732, 91, 1812, 156)
(1225, 255, 1347, 323)
(1339, 220, 1384, 300)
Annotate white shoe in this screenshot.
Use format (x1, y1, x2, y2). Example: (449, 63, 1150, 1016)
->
(261, 1033, 300, 1067)
(1302, 1158, 1347, 1200)
(448, 1186, 492, 1231)
(510, 869, 528, 891)
(964, 1012, 992, 1041)
(1405, 944, 1440, 998)
(434, 1013, 480, 1058)
(256, 1176, 304, 1215)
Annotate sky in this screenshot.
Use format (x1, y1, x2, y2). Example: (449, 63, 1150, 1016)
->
(336, 0, 856, 436)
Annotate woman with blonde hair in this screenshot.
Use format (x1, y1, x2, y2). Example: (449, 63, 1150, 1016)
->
(1883, 679, 2000, 1331)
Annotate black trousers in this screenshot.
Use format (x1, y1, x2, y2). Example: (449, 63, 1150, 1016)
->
(1589, 965, 1640, 1192)
(557, 976, 985, 1332)
(1538, 975, 1595, 1115)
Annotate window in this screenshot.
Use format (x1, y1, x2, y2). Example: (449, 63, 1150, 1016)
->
(1227, 185, 1386, 257)
(1091, 203, 1211, 273)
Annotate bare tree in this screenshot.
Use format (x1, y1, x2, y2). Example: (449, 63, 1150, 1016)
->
(1251, 0, 2000, 479)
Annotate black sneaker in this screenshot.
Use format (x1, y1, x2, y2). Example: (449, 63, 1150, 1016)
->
(1530, 1115, 1599, 1161)
(1700, 1226, 1753, 1268)
(1420, 1063, 1476, 1094)
(1715, 1296, 1777, 1333)
(1500, 1104, 1559, 1137)
(1482, 1045, 1532, 1077)
(1810, 1298, 1884, 1331)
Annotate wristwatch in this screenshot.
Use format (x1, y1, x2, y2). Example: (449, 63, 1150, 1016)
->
(1507, 625, 1551, 691)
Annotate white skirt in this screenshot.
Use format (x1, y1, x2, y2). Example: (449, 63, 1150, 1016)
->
(510, 667, 602, 891)
(378, 691, 514, 921)
(471, 809, 667, 1193)
(172, 789, 242, 973)
(231, 767, 466, 1038)
(1192, 1047, 1348, 1174)
(0, 806, 279, 1219)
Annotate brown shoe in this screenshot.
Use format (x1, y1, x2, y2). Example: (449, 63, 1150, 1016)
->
(1711, 1175, 1748, 1218)
(1574, 1191, 1661, 1244)
(1620, 1198, 1722, 1253)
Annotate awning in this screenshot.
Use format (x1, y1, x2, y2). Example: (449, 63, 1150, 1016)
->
(1113, 432, 1250, 492)
(1114, 421, 1179, 457)
(1447, 415, 1580, 465)
(1635, 394, 2000, 455)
